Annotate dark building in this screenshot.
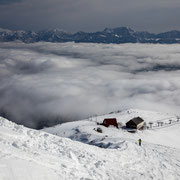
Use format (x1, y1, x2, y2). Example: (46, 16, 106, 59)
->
(126, 117, 144, 129)
(103, 118, 118, 128)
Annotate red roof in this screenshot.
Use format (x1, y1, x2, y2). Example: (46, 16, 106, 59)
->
(103, 118, 118, 128)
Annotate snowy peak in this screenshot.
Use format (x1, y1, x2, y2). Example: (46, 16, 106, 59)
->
(1, 27, 180, 43)
(103, 27, 134, 33)
(39, 28, 69, 35)
(157, 30, 180, 38)
(112, 26, 134, 34)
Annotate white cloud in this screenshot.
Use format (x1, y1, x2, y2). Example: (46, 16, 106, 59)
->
(0, 42, 180, 128)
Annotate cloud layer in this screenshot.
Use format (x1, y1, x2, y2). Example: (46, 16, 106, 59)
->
(0, 42, 180, 128)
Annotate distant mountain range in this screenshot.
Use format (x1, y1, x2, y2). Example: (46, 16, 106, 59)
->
(1, 27, 180, 44)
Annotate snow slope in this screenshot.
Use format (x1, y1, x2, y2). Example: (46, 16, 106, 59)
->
(44, 109, 180, 149)
(1, 109, 180, 180)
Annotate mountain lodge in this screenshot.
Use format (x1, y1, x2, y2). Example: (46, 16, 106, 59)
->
(103, 118, 118, 128)
(126, 117, 144, 130)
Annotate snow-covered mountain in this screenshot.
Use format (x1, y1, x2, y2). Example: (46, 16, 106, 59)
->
(1, 27, 180, 43)
(1, 109, 180, 180)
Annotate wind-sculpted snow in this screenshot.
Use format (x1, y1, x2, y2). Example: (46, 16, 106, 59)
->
(1, 116, 180, 180)
(0, 42, 180, 128)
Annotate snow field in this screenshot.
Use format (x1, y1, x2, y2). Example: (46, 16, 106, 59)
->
(1, 109, 180, 180)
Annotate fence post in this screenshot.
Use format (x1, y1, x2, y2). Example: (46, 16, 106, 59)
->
(149, 122, 153, 129)
(177, 116, 180, 122)
(157, 122, 160, 127)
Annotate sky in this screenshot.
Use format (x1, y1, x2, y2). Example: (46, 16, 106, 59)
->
(0, 42, 180, 128)
(0, 0, 180, 32)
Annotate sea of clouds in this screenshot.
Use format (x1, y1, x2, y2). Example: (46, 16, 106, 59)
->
(0, 42, 180, 128)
